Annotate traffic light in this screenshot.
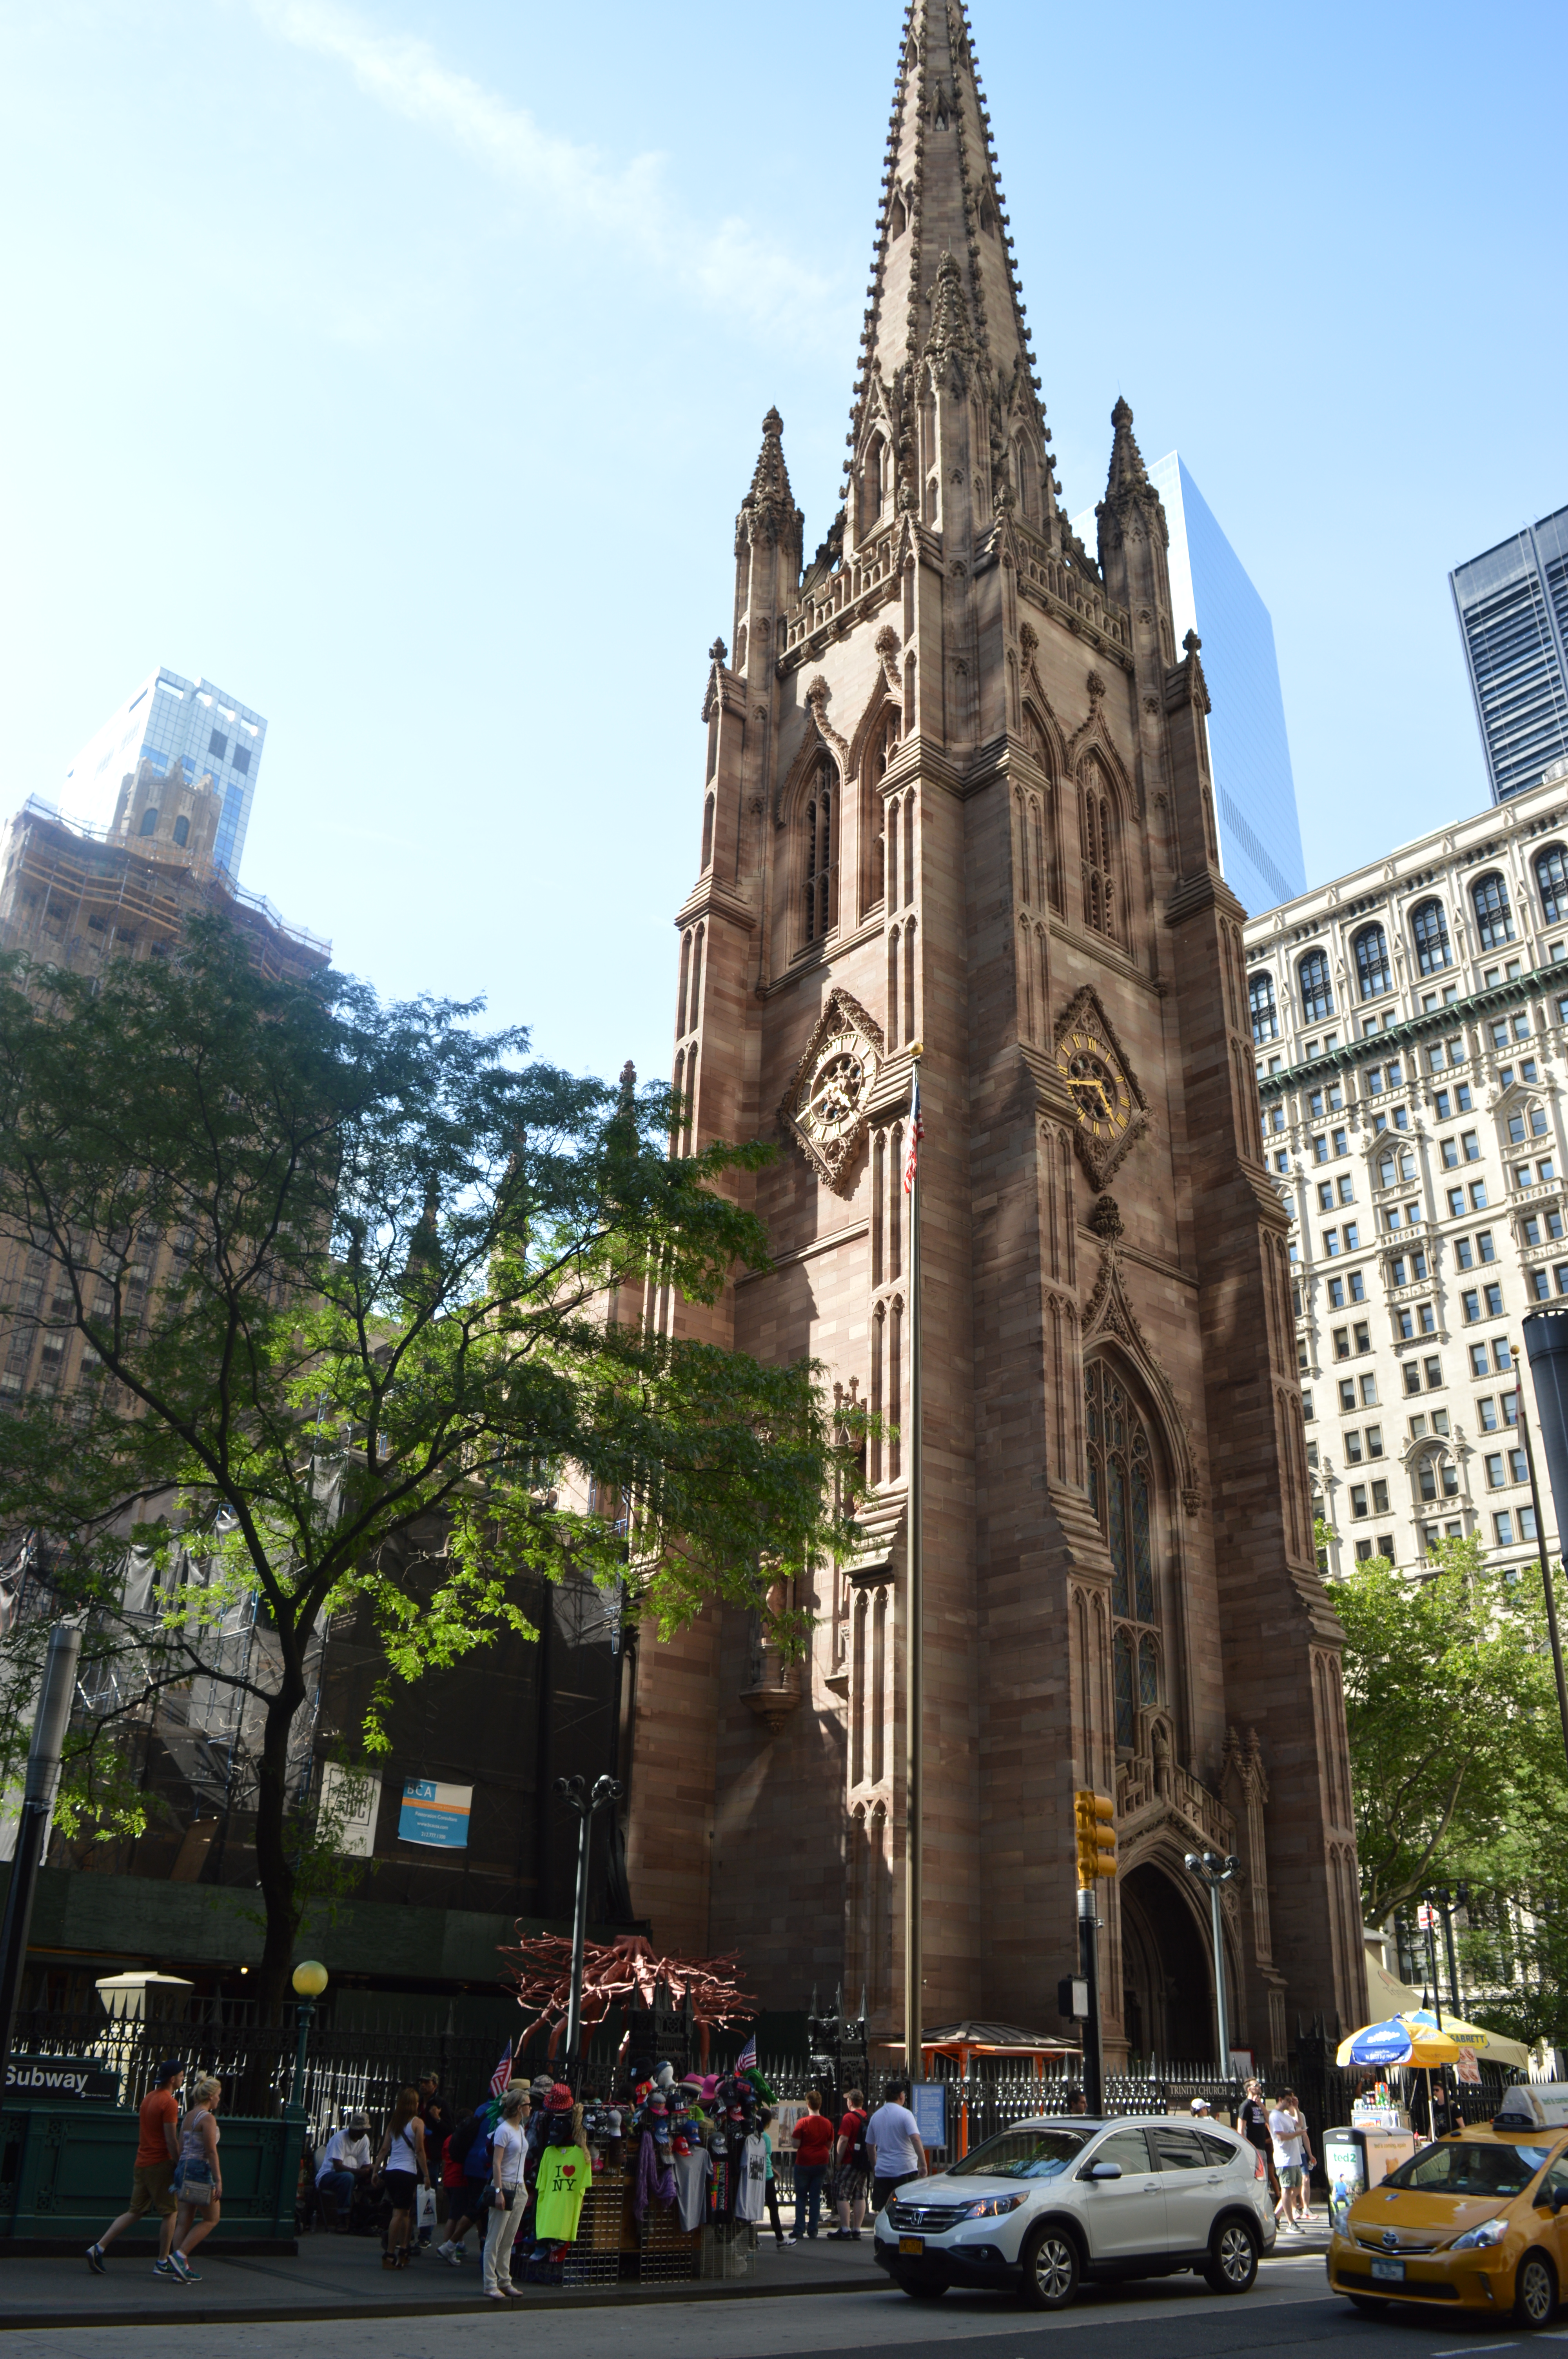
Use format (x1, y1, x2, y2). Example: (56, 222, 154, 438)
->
(1074, 1789, 1117, 1887)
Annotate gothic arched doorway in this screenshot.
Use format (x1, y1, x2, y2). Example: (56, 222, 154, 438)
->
(1120, 1860, 1216, 2067)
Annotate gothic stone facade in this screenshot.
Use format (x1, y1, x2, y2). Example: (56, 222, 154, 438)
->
(624, 0, 1365, 2067)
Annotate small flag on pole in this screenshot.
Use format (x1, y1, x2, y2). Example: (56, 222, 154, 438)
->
(737, 2032, 757, 2074)
(488, 2046, 514, 2096)
(903, 1067, 924, 1196)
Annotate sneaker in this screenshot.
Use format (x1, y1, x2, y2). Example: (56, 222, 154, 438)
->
(86, 2243, 107, 2275)
(169, 2254, 200, 2283)
(153, 2258, 176, 2277)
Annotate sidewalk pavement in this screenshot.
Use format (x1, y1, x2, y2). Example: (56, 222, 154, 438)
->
(0, 2225, 884, 2330)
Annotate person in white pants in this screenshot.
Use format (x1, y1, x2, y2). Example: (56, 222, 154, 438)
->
(482, 2091, 528, 2298)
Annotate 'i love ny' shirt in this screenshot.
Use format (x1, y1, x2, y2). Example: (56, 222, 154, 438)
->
(534, 2144, 590, 2241)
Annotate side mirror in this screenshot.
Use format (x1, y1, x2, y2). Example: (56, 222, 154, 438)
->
(1089, 2161, 1123, 2181)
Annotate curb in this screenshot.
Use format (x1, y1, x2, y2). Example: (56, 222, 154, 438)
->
(0, 2268, 887, 2331)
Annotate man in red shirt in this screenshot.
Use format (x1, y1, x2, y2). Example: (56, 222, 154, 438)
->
(86, 2059, 184, 2273)
(788, 2090, 835, 2242)
(829, 2086, 869, 2239)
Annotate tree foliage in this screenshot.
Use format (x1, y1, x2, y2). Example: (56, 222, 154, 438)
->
(0, 922, 858, 1999)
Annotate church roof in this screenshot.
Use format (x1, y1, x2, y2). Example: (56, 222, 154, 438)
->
(849, 2, 1046, 478)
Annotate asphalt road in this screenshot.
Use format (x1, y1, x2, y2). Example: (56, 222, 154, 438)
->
(12, 2252, 1568, 2359)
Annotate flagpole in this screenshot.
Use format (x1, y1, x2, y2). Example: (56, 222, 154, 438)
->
(904, 1045, 924, 2086)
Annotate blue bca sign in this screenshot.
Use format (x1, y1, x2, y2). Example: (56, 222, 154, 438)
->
(398, 1779, 472, 1850)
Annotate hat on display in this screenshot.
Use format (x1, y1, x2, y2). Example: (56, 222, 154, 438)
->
(546, 2081, 575, 2113)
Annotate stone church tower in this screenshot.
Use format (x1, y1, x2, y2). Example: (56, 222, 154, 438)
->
(626, 0, 1367, 2066)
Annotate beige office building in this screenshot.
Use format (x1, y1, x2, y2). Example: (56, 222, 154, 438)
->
(1244, 766, 1568, 1572)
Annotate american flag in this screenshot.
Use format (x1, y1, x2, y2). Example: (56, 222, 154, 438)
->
(903, 1069, 924, 1196)
(737, 2032, 757, 2073)
(488, 2046, 514, 2096)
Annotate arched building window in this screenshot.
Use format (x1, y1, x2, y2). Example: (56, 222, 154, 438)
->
(1536, 844, 1568, 925)
(1080, 765, 1117, 941)
(1410, 898, 1450, 973)
(173, 814, 190, 847)
(1354, 922, 1391, 1001)
(1298, 947, 1333, 1022)
(1472, 871, 1514, 950)
(803, 758, 835, 945)
(138, 808, 158, 836)
(1249, 970, 1279, 1044)
(1085, 1363, 1161, 1752)
(865, 706, 899, 909)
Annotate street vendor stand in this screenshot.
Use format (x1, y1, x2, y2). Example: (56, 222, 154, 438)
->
(920, 2020, 1080, 2159)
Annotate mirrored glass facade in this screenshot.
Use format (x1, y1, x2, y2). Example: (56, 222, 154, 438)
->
(62, 667, 266, 878)
(1076, 453, 1306, 916)
(1450, 506, 1568, 804)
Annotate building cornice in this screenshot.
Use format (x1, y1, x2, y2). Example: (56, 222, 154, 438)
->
(1258, 961, 1564, 1103)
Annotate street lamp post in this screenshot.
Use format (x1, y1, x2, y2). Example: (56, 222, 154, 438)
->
(1183, 1850, 1240, 2078)
(288, 1960, 328, 2123)
(0, 1624, 83, 2098)
(554, 1773, 622, 2088)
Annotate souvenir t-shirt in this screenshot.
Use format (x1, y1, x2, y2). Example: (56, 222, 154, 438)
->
(534, 2143, 590, 2241)
(792, 2110, 835, 2168)
(673, 2142, 712, 2232)
(733, 2132, 769, 2221)
(136, 2087, 180, 2167)
(866, 2101, 922, 2179)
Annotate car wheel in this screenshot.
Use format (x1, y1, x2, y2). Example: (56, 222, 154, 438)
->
(1018, 2225, 1080, 2312)
(1203, 2217, 1259, 2295)
(1514, 2249, 1558, 2328)
(892, 2269, 949, 2301)
(1346, 2295, 1389, 2316)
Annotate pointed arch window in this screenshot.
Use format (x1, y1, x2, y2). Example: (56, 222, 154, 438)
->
(1353, 921, 1391, 1001)
(138, 807, 158, 836)
(1472, 871, 1514, 950)
(1249, 970, 1279, 1044)
(1080, 764, 1117, 941)
(1536, 844, 1568, 925)
(172, 814, 190, 848)
(1298, 947, 1333, 1022)
(1085, 1362, 1161, 1751)
(803, 757, 836, 944)
(866, 705, 900, 911)
(1410, 898, 1450, 974)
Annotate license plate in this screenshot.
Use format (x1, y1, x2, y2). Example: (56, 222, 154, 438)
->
(1370, 2257, 1406, 2282)
(899, 2235, 925, 2256)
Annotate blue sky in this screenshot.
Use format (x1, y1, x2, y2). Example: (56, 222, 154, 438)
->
(2, 0, 1564, 1089)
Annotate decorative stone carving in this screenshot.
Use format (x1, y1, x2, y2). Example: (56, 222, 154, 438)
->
(780, 987, 885, 1192)
(1052, 983, 1149, 1189)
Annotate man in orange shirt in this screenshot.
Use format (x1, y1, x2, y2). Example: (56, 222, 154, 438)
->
(86, 2059, 184, 2272)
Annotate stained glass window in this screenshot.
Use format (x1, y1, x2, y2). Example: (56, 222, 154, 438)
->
(1085, 1362, 1163, 1751)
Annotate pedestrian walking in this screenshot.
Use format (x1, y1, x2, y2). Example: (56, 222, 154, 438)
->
(756, 2107, 787, 2248)
(1269, 2088, 1314, 2230)
(165, 2074, 224, 2283)
(788, 2089, 835, 2241)
(865, 2075, 928, 2212)
(86, 2057, 184, 2274)
(374, 2086, 428, 2269)
(1238, 2078, 1280, 2203)
(481, 2088, 529, 2299)
(829, 2086, 869, 2240)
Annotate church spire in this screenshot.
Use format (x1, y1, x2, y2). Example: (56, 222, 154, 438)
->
(1105, 396, 1148, 497)
(847, 0, 1051, 509)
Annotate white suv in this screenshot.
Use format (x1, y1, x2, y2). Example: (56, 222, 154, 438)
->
(872, 2114, 1277, 2309)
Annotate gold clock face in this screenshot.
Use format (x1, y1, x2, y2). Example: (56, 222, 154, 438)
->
(1057, 1028, 1133, 1145)
(798, 1033, 870, 1140)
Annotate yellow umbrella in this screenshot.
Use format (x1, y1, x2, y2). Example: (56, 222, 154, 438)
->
(1336, 2013, 1462, 2069)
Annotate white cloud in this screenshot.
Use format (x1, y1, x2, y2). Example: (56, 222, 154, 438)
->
(252, 0, 842, 339)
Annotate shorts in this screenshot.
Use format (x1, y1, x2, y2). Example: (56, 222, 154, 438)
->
(1278, 2163, 1303, 2188)
(383, 2169, 417, 2208)
(128, 2160, 177, 2219)
(833, 2166, 869, 2205)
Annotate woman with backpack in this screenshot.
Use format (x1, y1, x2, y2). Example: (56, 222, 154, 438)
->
(829, 2087, 870, 2241)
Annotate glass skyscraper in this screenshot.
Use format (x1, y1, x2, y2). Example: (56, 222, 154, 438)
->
(62, 667, 266, 878)
(1075, 452, 1307, 916)
(1450, 506, 1568, 804)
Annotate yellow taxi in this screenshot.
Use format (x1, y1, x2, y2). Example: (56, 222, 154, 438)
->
(1328, 2103, 1568, 2327)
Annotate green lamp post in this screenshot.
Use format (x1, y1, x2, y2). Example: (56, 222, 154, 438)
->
(288, 1959, 328, 2123)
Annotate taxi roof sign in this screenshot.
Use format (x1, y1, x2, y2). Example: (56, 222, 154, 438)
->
(1492, 2083, 1568, 2130)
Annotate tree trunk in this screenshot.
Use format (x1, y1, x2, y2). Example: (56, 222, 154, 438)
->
(254, 1656, 309, 2015)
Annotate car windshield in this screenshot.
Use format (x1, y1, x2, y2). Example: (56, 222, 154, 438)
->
(1383, 2141, 1552, 2198)
(947, 2128, 1088, 2180)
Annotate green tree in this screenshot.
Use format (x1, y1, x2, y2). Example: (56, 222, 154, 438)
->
(1329, 1533, 1562, 1921)
(0, 921, 855, 2003)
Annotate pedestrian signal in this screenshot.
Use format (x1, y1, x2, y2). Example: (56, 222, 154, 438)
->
(1074, 1789, 1117, 1887)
